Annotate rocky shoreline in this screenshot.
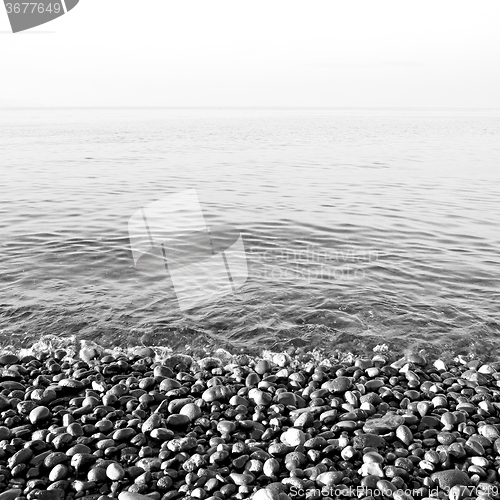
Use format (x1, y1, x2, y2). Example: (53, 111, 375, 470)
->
(0, 344, 500, 500)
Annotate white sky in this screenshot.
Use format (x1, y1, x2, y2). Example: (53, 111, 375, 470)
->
(1, 0, 500, 107)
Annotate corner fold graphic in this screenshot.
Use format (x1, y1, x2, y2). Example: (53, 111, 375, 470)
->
(4, 0, 79, 33)
(64, 0, 79, 11)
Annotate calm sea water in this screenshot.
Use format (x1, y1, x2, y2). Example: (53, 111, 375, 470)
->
(1, 108, 499, 357)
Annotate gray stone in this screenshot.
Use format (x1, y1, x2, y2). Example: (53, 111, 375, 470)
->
(431, 470, 472, 489)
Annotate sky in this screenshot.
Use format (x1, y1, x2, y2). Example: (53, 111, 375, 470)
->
(1, 0, 500, 107)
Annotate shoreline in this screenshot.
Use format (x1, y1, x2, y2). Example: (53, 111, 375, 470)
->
(0, 343, 499, 500)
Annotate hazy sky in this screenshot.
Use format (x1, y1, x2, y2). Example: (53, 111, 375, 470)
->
(1, 0, 500, 107)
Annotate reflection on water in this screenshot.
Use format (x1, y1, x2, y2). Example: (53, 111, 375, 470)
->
(0, 108, 499, 357)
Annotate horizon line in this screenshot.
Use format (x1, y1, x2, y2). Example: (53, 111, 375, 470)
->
(2, 105, 500, 110)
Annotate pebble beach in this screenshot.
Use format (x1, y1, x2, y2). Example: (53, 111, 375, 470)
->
(1, 343, 500, 500)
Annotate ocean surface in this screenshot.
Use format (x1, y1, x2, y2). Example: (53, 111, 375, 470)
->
(1, 108, 499, 358)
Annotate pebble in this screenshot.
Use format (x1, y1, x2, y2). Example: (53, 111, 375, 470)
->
(2, 345, 500, 500)
(280, 428, 306, 447)
(251, 488, 280, 500)
(363, 413, 404, 434)
(255, 360, 271, 375)
(272, 353, 291, 367)
(316, 471, 343, 486)
(323, 376, 352, 393)
(0, 354, 19, 365)
(141, 413, 162, 432)
(431, 470, 472, 489)
(0, 490, 23, 500)
(118, 494, 154, 500)
(107, 463, 126, 480)
(202, 385, 234, 402)
(353, 434, 386, 449)
(478, 424, 500, 440)
(29, 405, 51, 424)
(395, 424, 413, 446)
(179, 402, 202, 420)
(48, 464, 69, 481)
(363, 451, 384, 464)
(217, 420, 236, 434)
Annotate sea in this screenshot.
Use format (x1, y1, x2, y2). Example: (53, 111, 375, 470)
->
(1, 107, 499, 359)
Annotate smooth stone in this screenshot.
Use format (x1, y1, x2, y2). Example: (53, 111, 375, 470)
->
(465, 438, 485, 456)
(431, 470, 472, 489)
(323, 376, 352, 393)
(377, 480, 397, 495)
(0, 426, 11, 439)
(113, 428, 135, 440)
(479, 424, 500, 440)
(8, 448, 33, 467)
(363, 452, 384, 464)
(198, 357, 222, 370)
(406, 352, 426, 365)
(71, 453, 97, 472)
(0, 489, 23, 500)
(263, 458, 280, 477)
(393, 492, 414, 500)
(293, 412, 314, 428)
(284, 451, 307, 470)
(38, 490, 65, 500)
(29, 405, 51, 424)
(179, 403, 202, 421)
(217, 420, 236, 434)
(230, 472, 254, 485)
(141, 413, 162, 433)
(107, 463, 126, 480)
(420, 416, 441, 429)
(88, 467, 107, 482)
(44, 452, 69, 468)
(364, 379, 385, 391)
(255, 360, 271, 375)
(0, 354, 19, 365)
(202, 385, 234, 402)
(166, 414, 190, 428)
(159, 378, 181, 391)
(280, 428, 306, 447)
(316, 471, 343, 486)
(276, 392, 296, 406)
(49, 464, 69, 482)
(478, 363, 496, 374)
(251, 488, 280, 500)
(118, 494, 154, 500)
(395, 425, 413, 446)
(58, 378, 85, 390)
(250, 389, 272, 406)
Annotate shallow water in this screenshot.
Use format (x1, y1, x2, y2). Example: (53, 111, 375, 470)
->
(1, 108, 499, 357)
